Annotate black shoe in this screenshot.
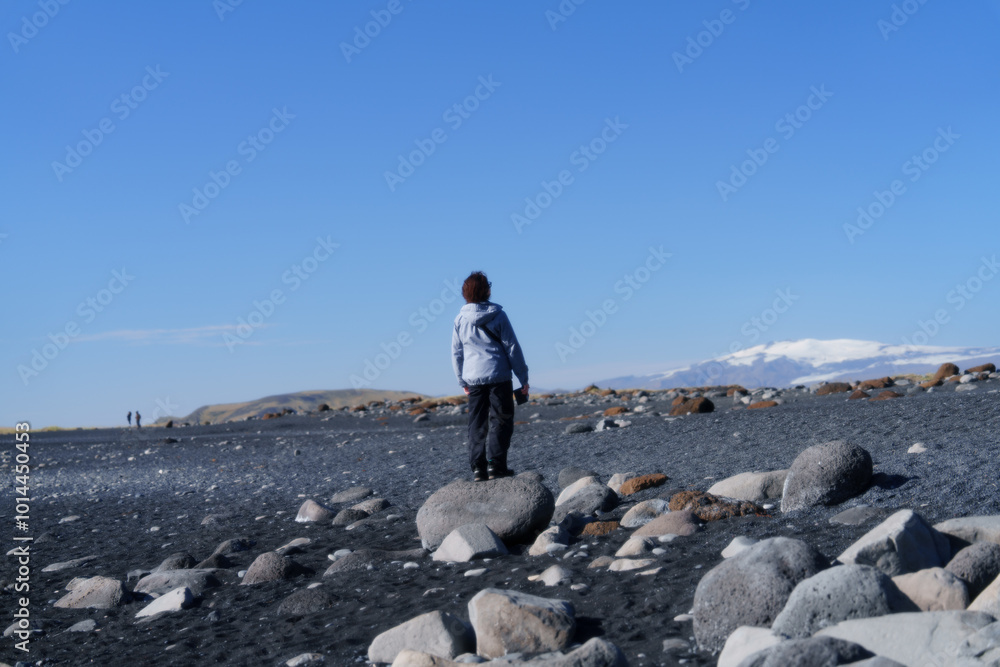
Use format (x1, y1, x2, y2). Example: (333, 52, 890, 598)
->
(487, 460, 513, 480)
(473, 465, 488, 482)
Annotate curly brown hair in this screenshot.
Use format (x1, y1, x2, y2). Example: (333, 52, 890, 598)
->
(462, 271, 491, 304)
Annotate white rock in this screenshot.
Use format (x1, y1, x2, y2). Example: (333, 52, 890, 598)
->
(707, 470, 787, 502)
(135, 586, 195, 618)
(619, 499, 670, 528)
(717, 626, 782, 667)
(286, 653, 324, 667)
(555, 476, 599, 506)
(968, 573, 1000, 617)
(528, 525, 570, 557)
(615, 537, 656, 557)
(295, 499, 334, 523)
(837, 509, 951, 575)
(468, 588, 575, 659)
(606, 472, 637, 493)
(432, 523, 508, 563)
(907, 442, 928, 454)
(367, 610, 473, 664)
(722, 536, 758, 559)
(608, 558, 656, 572)
(464, 568, 487, 577)
(892, 567, 970, 611)
(934, 515, 1000, 546)
(816, 610, 995, 665)
(528, 565, 572, 587)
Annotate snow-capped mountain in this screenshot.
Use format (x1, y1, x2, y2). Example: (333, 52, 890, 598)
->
(597, 339, 1000, 390)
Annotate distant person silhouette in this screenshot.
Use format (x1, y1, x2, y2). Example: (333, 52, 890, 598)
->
(452, 271, 529, 482)
(127, 411, 132, 426)
(135, 411, 141, 429)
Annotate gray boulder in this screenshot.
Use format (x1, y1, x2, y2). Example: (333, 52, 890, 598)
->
(367, 610, 473, 664)
(736, 637, 874, 667)
(277, 587, 337, 615)
(771, 564, 915, 638)
(134, 568, 223, 597)
(54, 576, 130, 609)
(295, 499, 335, 523)
(837, 509, 951, 576)
(432, 524, 508, 563)
(708, 470, 787, 503)
(468, 588, 575, 659)
(330, 486, 372, 504)
(891, 567, 969, 611)
(391, 637, 627, 667)
(692, 537, 827, 651)
(241, 552, 311, 585)
(553, 478, 618, 522)
(332, 508, 368, 525)
(816, 610, 996, 666)
(945, 541, 1000, 598)
(968, 574, 1000, 617)
(152, 552, 196, 573)
(935, 515, 1000, 547)
(323, 548, 427, 575)
(781, 440, 872, 512)
(564, 423, 593, 434)
(417, 477, 554, 550)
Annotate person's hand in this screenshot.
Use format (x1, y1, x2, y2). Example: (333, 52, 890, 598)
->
(521, 384, 529, 395)
(463, 387, 470, 395)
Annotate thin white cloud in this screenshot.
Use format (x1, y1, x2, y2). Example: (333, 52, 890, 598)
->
(76, 324, 270, 345)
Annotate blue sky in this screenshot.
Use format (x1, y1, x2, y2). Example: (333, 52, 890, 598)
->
(2, 1, 998, 427)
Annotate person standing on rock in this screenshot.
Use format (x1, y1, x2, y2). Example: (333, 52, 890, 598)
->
(452, 271, 529, 482)
(135, 411, 141, 429)
(127, 411, 132, 426)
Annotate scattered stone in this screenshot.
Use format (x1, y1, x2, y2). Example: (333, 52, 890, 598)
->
(67, 619, 98, 633)
(54, 576, 130, 609)
(669, 490, 768, 522)
(529, 565, 572, 586)
(464, 568, 487, 577)
(829, 505, 882, 526)
(816, 610, 995, 666)
(296, 499, 335, 523)
(722, 536, 758, 559)
(286, 654, 324, 667)
(323, 548, 426, 575)
(692, 537, 827, 651)
(870, 390, 903, 401)
(780, 440, 873, 513)
(838, 509, 951, 576)
(352, 497, 390, 515)
(275, 537, 312, 556)
(152, 552, 197, 573)
(278, 587, 338, 615)
(211, 537, 254, 557)
(661, 638, 689, 653)
(332, 509, 369, 525)
(134, 569, 222, 597)
(748, 400, 779, 410)
(553, 477, 618, 521)
(669, 397, 714, 416)
(135, 586, 196, 618)
(391, 637, 627, 667)
(330, 487, 373, 504)
(620, 499, 670, 528)
(967, 363, 996, 374)
(816, 382, 852, 396)
(432, 524, 508, 563)
(41, 555, 99, 572)
(618, 473, 668, 496)
(557, 466, 598, 489)
(945, 541, 1000, 598)
(417, 477, 555, 550)
(738, 636, 874, 666)
(367, 610, 474, 664)
(468, 588, 575, 659)
(615, 537, 656, 557)
(608, 558, 657, 572)
(632, 510, 701, 538)
(603, 406, 628, 417)
(907, 442, 928, 454)
(241, 552, 311, 585)
(771, 564, 915, 638)
(606, 472, 637, 494)
(892, 567, 969, 611)
(579, 520, 619, 537)
(707, 471, 786, 503)
(848, 390, 870, 400)
(564, 423, 593, 434)
(528, 526, 570, 556)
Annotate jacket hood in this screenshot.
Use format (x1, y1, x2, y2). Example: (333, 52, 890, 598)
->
(458, 302, 503, 326)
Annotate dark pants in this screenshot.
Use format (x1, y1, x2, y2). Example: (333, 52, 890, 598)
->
(467, 381, 514, 469)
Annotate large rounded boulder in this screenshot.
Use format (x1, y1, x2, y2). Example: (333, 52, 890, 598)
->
(417, 476, 554, 550)
(692, 537, 827, 651)
(781, 440, 872, 513)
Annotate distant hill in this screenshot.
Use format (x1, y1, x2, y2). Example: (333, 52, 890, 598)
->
(597, 339, 1000, 390)
(159, 389, 429, 425)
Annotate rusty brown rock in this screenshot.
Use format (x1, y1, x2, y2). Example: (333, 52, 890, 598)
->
(669, 397, 714, 416)
(618, 473, 669, 496)
(816, 382, 852, 396)
(603, 406, 629, 417)
(966, 363, 996, 374)
(748, 401, 778, 410)
(848, 390, 870, 400)
(580, 521, 620, 537)
(859, 377, 893, 390)
(668, 490, 769, 522)
(870, 390, 903, 401)
(933, 363, 960, 381)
